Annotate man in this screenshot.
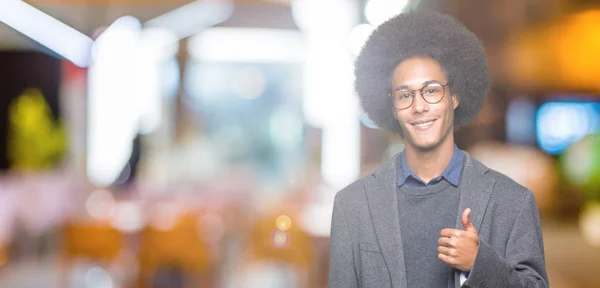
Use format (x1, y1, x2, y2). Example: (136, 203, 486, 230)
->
(328, 11, 548, 288)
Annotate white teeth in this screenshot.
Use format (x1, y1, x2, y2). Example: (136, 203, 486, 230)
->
(414, 120, 434, 127)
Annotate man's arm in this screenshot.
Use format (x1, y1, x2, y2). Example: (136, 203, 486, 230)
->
(328, 194, 358, 288)
(464, 191, 549, 288)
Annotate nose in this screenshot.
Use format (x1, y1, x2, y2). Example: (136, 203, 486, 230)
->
(411, 91, 429, 113)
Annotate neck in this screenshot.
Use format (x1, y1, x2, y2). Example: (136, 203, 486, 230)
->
(404, 134, 455, 184)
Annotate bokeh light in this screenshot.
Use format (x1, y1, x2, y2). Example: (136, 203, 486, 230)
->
(271, 230, 290, 249)
(536, 102, 600, 155)
(84, 266, 114, 288)
(275, 215, 292, 231)
(579, 201, 600, 248)
(110, 201, 144, 233)
(364, 0, 409, 27)
(149, 202, 180, 231)
(348, 24, 375, 56)
(85, 189, 116, 220)
(561, 134, 600, 200)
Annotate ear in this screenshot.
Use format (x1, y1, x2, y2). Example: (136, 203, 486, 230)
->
(392, 107, 400, 120)
(451, 94, 459, 110)
(390, 99, 398, 120)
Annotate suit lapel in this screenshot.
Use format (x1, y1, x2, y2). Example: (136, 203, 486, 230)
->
(365, 154, 407, 288)
(453, 153, 496, 288)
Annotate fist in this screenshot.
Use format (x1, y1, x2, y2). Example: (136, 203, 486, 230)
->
(437, 208, 479, 271)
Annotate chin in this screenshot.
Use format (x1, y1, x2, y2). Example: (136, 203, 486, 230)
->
(401, 129, 439, 151)
(411, 139, 441, 152)
(400, 121, 451, 152)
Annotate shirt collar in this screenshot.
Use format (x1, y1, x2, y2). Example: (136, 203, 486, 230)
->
(397, 144, 464, 187)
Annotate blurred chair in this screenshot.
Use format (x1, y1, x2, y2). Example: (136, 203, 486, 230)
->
(235, 211, 318, 288)
(60, 220, 124, 287)
(136, 212, 214, 288)
(62, 221, 123, 261)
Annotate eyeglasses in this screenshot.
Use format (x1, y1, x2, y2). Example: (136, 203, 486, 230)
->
(388, 82, 448, 110)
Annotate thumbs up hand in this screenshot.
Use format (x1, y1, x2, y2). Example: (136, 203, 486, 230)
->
(438, 208, 479, 271)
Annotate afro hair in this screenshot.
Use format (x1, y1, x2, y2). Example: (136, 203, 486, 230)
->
(355, 11, 489, 135)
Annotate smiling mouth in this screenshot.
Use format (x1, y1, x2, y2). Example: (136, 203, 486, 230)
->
(411, 119, 436, 128)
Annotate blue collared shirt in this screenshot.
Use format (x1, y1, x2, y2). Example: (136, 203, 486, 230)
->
(397, 144, 465, 188)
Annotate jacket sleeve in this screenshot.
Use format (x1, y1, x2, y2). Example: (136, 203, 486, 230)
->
(328, 194, 359, 288)
(463, 191, 549, 288)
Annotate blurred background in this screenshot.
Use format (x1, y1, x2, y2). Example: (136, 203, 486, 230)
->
(0, 0, 599, 287)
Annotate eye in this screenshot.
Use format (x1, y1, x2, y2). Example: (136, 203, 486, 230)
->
(395, 91, 412, 99)
(423, 86, 442, 95)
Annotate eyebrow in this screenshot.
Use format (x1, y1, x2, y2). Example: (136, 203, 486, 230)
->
(393, 80, 443, 91)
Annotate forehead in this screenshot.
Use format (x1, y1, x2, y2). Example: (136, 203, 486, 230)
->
(392, 57, 447, 87)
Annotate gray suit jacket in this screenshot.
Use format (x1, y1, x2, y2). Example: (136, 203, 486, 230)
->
(328, 153, 548, 288)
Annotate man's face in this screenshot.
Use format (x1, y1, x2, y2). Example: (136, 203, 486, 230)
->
(391, 57, 459, 151)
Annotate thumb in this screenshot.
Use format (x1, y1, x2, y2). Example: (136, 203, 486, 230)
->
(462, 208, 476, 232)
